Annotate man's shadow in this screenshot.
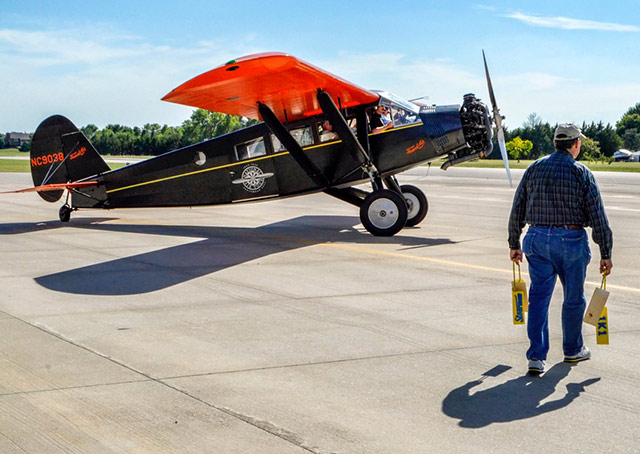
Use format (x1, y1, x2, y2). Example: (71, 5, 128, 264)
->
(442, 363, 600, 428)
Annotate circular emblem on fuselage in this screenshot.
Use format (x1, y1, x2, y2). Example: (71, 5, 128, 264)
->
(232, 164, 274, 193)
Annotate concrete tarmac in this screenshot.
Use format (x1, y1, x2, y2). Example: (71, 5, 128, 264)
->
(1, 167, 639, 453)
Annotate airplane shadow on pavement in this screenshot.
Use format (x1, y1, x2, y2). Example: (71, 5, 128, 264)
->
(442, 362, 600, 428)
(0, 215, 456, 295)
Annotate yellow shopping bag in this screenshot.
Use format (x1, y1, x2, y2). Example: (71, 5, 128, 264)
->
(596, 307, 609, 345)
(512, 261, 528, 325)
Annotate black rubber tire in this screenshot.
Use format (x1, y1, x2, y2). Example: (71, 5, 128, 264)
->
(59, 205, 72, 223)
(400, 184, 428, 227)
(359, 189, 408, 236)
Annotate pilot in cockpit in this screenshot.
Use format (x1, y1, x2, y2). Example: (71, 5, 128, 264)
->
(370, 105, 393, 134)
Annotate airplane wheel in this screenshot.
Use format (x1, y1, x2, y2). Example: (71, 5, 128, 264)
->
(59, 204, 72, 223)
(360, 189, 408, 236)
(400, 185, 428, 227)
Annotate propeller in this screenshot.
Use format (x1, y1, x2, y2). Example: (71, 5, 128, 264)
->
(483, 50, 512, 187)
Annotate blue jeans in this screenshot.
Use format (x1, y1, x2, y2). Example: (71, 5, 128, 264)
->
(522, 226, 591, 360)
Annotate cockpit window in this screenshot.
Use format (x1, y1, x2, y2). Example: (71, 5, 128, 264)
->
(372, 90, 421, 127)
(373, 91, 420, 113)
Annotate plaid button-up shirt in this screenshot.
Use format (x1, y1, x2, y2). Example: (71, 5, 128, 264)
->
(508, 150, 613, 259)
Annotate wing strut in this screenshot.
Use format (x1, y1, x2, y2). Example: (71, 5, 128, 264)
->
(316, 89, 379, 184)
(257, 102, 329, 188)
(354, 105, 371, 157)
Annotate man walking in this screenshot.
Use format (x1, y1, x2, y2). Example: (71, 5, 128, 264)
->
(508, 124, 613, 374)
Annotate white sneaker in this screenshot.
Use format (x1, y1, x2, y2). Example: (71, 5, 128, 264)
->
(528, 359, 545, 374)
(564, 346, 591, 363)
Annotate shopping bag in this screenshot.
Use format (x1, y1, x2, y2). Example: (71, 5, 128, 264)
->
(512, 262, 527, 325)
(584, 275, 609, 326)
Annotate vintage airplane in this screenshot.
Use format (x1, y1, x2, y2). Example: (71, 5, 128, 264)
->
(8, 51, 510, 236)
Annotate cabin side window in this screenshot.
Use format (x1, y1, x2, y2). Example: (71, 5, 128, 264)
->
(271, 126, 313, 151)
(317, 120, 338, 143)
(235, 137, 266, 161)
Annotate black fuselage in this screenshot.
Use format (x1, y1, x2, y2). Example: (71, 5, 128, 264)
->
(73, 115, 450, 210)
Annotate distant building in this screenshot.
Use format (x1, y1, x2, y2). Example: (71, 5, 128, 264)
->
(5, 132, 31, 148)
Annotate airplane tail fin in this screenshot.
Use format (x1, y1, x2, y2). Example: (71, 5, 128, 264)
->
(30, 115, 110, 202)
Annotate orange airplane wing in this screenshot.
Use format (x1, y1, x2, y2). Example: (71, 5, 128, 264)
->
(161, 52, 380, 123)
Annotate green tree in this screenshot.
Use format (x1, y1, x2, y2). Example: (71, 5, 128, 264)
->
(616, 102, 640, 137)
(616, 114, 640, 137)
(622, 128, 640, 151)
(157, 125, 183, 154)
(579, 136, 607, 163)
(505, 136, 533, 162)
(622, 102, 640, 116)
(93, 125, 134, 155)
(582, 121, 622, 157)
(505, 113, 554, 159)
(138, 123, 183, 155)
(81, 124, 99, 140)
(181, 109, 258, 146)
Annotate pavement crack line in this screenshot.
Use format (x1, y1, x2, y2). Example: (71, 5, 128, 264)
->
(3, 313, 322, 453)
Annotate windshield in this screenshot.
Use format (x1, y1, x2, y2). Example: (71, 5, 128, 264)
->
(372, 91, 422, 127)
(372, 91, 421, 114)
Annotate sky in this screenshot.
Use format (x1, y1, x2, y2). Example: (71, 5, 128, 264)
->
(2, 1, 639, 133)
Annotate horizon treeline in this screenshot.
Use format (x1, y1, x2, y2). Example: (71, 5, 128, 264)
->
(4, 102, 640, 158)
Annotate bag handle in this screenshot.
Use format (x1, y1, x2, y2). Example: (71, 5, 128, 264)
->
(512, 261, 522, 281)
(601, 274, 607, 291)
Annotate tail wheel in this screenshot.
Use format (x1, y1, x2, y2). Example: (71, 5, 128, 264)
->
(400, 185, 428, 227)
(59, 204, 72, 223)
(360, 189, 408, 236)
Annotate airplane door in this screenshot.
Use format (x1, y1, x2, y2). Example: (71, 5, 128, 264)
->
(230, 136, 279, 201)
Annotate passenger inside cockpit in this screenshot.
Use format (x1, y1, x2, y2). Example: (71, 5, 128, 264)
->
(370, 105, 393, 134)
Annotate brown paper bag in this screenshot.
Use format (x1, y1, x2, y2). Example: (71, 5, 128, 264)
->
(584, 276, 609, 326)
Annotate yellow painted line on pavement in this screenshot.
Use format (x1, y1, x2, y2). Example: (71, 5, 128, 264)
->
(317, 242, 640, 294)
(320, 242, 509, 273)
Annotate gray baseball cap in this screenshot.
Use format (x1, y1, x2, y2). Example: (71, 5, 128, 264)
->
(554, 123, 586, 141)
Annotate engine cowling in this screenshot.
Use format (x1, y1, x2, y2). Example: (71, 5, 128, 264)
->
(460, 93, 493, 156)
(440, 94, 493, 170)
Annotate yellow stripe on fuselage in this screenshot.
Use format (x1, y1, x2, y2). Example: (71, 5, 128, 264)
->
(106, 152, 288, 194)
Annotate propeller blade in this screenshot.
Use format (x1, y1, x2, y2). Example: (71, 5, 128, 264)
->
(482, 50, 511, 186)
(483, 51, 498, 122)
(497, 127, 513, 187)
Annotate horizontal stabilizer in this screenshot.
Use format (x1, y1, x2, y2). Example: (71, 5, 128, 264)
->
(2, 181, 98, 194)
